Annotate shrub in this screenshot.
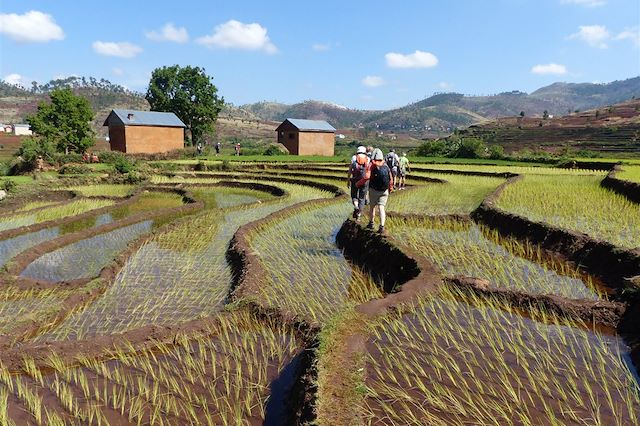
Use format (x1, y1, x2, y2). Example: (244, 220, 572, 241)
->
(96, 150, 126, 164)
(1, 179, 17, 193)
(194, 161, 208, 171)
(488, 144, 505, 160)
(415, 140, 448, 157)
(263, 143, 289, 156)
(58, 163, 91, 175)
(451, 137, 487, 158)
(51, 152, 83, 166)
(113, 156, 136, 174)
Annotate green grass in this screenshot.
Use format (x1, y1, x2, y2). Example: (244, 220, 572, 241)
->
(64, 184, 136, 198)
(391, 174, 504, 215)
(0, 199, 115, 233)
(14, 200, 61, 213)
(411, 163, 607, 176)
(496, 175, 640, 249)
(618, 165, 640, 183)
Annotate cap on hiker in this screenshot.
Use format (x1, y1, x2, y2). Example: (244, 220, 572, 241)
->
(372, 148, 384, 161)
(357, 146, 367, 154)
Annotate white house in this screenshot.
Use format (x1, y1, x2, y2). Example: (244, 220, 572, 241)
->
(13, 124, 32, 136)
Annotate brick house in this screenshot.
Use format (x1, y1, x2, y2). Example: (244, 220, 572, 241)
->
(275, 118, 336, 156)
(103, 109, 186, 154)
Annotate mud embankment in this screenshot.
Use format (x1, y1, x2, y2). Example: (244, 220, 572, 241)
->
(601, 165, 640, 204)
(472, 176, 640, 289)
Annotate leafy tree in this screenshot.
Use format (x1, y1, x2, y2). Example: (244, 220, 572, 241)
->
(519, 111, 525, 117)
(146, 65, 224, 144)
(543, 110, 549, 119)
(26, 88, 95, 154)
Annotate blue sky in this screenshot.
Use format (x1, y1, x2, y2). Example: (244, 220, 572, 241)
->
(1, 0, 639, 110)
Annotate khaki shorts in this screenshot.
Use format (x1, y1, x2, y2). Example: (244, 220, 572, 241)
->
(369, 188, 389, 206)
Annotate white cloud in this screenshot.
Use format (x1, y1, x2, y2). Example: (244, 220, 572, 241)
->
(615, 27, 640, 47)
(3, 73, 31, 86)
(385, 50, 438, 68)
(568, 25, 610, 48)
(0, 10, 64, 43)
(145, 23, 189, 43)
(196, 20, 277, 54)
(92, 41, 143, 58)
(560, 0, 606, 7)
(312, 43, 330, 52)
(112, 67, 124, 76)
(531, 63, 568, 75)
(362, 75, 385, 87)
(438, 82, 453, 90)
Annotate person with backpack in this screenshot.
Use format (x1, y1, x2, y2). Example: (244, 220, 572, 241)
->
(348, 146, 369, 222)
(386, 149, 400, 189)
(398, 152, 410, 190)
(356, 148, 393, 234)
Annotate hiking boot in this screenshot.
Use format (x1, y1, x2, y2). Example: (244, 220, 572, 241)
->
(355, 213, 361, 223)
(366, 221, 374, 230)
(352, 209, 359, 219)
(378, 225, 386, 235)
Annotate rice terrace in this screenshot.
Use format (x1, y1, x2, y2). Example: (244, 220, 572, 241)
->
(1, 1, 640, 425)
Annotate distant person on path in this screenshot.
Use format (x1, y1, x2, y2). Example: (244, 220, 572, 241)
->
(398, 152, 410, 190)
(348, 146, 369, 222)
(197, 142, 203, 155)
(215, 142, 221, 156)
(357, 148, 393, 234)
(235, 143, 241, 156)
(386, 149, 400, 189)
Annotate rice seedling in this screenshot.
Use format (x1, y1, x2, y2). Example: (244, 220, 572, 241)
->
(410, 163, 607, 176)
(15, 201, 63, 213)
(39, 182, 333, 340)
(363, 285, 640, 425)
(0, 199, 115, 233)
(496, 175, 640, 249)
(0, 286, 75, 335)
(386, 217, 606, 299)
(391, 174, 504, 215)
(64, 185, 136, 198)
(249, 201, 384, 324)
(618, 165, 640, 183)
(0, 310, 300, 425)
(20, 221, 154, 282)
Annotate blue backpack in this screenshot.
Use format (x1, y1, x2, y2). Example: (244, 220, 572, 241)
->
(370, 163, 390, 191)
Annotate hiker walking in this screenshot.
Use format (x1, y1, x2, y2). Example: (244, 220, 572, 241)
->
(386, 149, 400, 189)
(357, 148, 393, 234)
(235, 143, 241, 156)
(348, 146, 369, 222)
(398, 152, 410, 190)
(197, 142, 203, 155)
(215, 142, 221, 156)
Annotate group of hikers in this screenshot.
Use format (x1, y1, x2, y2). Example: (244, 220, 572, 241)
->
(348, 145, 409, 234)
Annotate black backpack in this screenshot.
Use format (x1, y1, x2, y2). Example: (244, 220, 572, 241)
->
(386, 153, 398, 169)
(370, 163, 390, 191)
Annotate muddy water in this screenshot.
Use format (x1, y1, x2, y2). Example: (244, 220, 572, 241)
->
(20, 220, 154, 282)
(0, 192, 186, 270)
(37, 183, 333, 340)
(365, 291, 640, 425)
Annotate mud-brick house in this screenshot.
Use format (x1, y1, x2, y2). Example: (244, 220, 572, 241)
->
(275, 118, 336, 156)
(103, 109, 186, 154)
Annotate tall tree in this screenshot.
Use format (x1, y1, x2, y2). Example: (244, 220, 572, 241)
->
(26, 88, 95, 154)
(146, 65, 224, 144)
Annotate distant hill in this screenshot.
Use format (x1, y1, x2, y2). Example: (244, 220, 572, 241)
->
(240, 77, 640, 137)
(0, 77, 148, 137)
(239, 100, 376, 128)
(457, 99, 640, 154)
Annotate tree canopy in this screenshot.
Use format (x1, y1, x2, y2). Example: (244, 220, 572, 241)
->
(26, 88, 95, 154)
(146, 65, 224, 144)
